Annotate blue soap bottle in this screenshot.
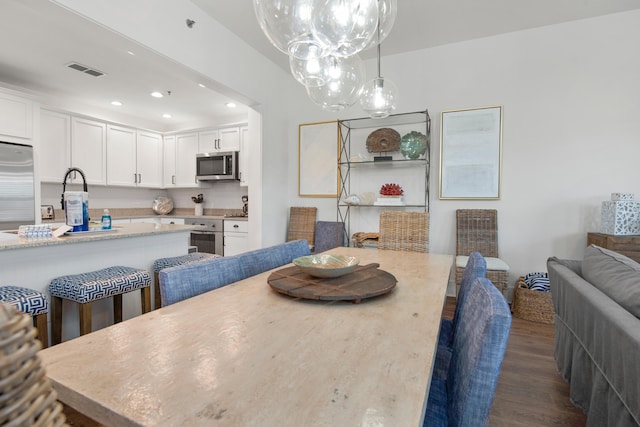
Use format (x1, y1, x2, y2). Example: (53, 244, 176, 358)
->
(101, 209, 112, 230)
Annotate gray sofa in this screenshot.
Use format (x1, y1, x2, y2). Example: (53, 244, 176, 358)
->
(548, 245, 640, 427)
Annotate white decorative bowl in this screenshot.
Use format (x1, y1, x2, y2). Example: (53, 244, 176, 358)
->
(293, 254, 360, 279)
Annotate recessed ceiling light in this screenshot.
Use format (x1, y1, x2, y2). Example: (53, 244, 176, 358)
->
(162, 113, 172, 119)
(198, 83, 206, 88)
(111, 101, 122, 106)
(127, 50, 135, 56)
(151, 91, 164, 98)
(226, 102, 237, 108)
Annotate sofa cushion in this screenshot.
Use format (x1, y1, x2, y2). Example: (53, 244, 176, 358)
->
(582, 244, 640, 318)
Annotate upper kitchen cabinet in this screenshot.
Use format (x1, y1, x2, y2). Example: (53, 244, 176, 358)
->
(239, 126, 249, 187)
(0, 91, 33, 139)
(163, 135, 176, 187)
(106, 125, 136, 186)
(71, 117, 106, 185)
(106, 126, 163, 188)
(136, 130, 163, 187)
(174, 132, 199, 187)
(39, 109, 71, 182)
(198, 127, 240, 153)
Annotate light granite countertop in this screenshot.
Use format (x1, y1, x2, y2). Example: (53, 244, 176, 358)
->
(0, 222, 199, 251)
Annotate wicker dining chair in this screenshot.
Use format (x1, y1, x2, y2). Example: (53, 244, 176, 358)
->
(286, 207, 317, 249)
(378, 211, 429, 253)
(455, 209, 509, 294)
(0, 303, 67, 426)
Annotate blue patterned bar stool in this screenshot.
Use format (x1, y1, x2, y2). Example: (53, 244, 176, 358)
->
(49, 266, 151, 345)
(0, 286, 49, 348)
(153, 253, 220, 309)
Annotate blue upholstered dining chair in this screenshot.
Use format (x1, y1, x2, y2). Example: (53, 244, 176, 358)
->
(425, 277, 512, 427)
(313, 221, 345, 253)
(434, 252, 487, 379)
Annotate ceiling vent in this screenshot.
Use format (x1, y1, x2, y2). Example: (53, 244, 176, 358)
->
(66, 62, 105, 77)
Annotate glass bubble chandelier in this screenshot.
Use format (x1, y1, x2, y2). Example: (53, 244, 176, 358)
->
(254, 0, 398, 117)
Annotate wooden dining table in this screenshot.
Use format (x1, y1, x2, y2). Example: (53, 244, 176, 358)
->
(39, 247, 453, 427)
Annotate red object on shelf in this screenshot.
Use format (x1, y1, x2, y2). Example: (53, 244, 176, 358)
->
(380, 183, 404, 196)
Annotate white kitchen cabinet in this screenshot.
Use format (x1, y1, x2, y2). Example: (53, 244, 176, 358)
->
(107, 126, 163, 188)
(106, 125, 136, 186)
(218, 127, 240, 151)
(71, 117, 106, 185)
(163, 135, 176, 187)
(239, 126, 249, 187)
(198, 127, 240, 153)
(39, 109, 71, 182)
(135, 130, 163, 188)
(175, 132, 199, 187)
(197, 129, 218, 153)
(0, 91, 33, 139)
(224, 220, 248, 256)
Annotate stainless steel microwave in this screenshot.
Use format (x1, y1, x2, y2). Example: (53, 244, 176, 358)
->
(196, 151, 239, 181)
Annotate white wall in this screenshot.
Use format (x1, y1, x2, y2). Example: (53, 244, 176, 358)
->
(287, 10, 640, 295)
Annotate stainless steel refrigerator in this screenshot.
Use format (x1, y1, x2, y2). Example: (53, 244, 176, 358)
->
(0, 141, 35, 230)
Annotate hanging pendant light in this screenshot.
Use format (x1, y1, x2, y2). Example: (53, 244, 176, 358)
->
(311, 0, 379, 58)
(306, 54, 365, 111)
(253, 0, 331, 60)
(359, 1, 398, 118)
(289, 55, 332, 87)
(362, 0, 396, 50)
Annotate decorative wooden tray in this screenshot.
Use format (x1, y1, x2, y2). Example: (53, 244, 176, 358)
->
(267, 263, 397, 303)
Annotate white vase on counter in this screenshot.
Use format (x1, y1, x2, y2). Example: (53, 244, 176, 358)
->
(194, 204, 203, 216)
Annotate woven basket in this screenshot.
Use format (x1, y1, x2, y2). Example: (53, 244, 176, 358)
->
(0, 303, 67, 426)
(511, 277, 555, 324)
(351, 232, 379, 248)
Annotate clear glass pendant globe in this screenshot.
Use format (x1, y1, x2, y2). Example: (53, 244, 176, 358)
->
(290, 55, 332, 87)
(253, 0, 330, 60)
(363, 0, 397, 50)
(311, 0, 379, 58)
(360, 77, 399, 118)
(306, 55, 365, 111)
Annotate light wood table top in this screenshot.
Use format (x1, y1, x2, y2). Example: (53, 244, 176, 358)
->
(39, 247, 452, 426)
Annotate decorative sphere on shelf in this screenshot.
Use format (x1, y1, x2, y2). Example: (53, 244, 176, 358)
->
(400, 131, 428, 160)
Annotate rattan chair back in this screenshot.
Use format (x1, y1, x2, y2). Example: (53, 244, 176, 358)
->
(456, 209, 499, 257)
(0, 303, 67, 426)
(286, 207, 317, 247)
(378, 211, 429, 253)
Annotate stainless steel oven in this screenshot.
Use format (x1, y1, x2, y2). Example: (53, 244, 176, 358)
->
(189, 219, 223, 255)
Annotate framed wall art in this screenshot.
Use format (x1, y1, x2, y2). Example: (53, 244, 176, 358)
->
(298, 120, 339, 197)
(439, 106, 503, 200)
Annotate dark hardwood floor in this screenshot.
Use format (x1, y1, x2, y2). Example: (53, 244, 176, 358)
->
(442, 296, 587, 426)
(63, 297, 588, 426)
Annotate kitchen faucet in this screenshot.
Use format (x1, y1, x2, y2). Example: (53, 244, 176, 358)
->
(60, 167, 88, 210)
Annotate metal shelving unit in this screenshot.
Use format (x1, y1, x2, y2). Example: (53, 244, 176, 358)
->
(337, 109, 431, 246)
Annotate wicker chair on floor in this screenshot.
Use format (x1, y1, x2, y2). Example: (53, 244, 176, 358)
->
(455, 209, 509, 295)
(0, 303, 67, 426)
(286, 207, 317, 250)
(378, 211, 429, 253)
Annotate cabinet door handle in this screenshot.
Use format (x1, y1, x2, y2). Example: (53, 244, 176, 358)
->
(138, 173, 141, 183)
(172, 175, 176, 185)
(133, 173, 137, 184)
(233, 224, 239, 229)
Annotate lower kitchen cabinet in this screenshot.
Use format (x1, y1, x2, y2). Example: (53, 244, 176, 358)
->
(224, 220, 248, 256)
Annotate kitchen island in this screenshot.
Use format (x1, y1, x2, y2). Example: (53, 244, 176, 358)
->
(0, 222, 199, 341)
